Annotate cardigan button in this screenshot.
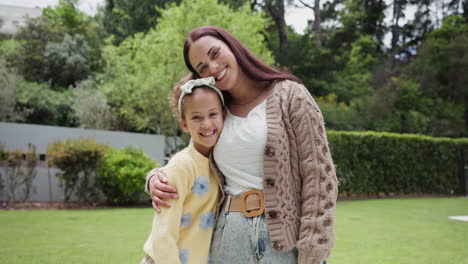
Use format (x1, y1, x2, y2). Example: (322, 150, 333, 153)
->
(265, 147, 275, 157)
(268, 211, 278, 219)
(273, 242, 283, 250)
(266, 178, 275, 187)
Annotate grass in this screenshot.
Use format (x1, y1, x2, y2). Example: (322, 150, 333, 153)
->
(1, 197, 467, 264)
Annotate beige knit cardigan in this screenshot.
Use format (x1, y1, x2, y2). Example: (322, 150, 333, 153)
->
(146, 80, 338, 264)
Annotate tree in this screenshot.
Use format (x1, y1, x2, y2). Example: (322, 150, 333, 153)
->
(99, 0, 273, 143)
(42, 0, 86, 35)
(0, 60, 27, 122)
(72, 80, 116, 130)
(265, 0, 289, 59)
(100, 0, 181, 45)
(15, 81, 78, 127)
(43, 34, 91, 87)
(13, 1, 102, 85)
(464, 0, 468, 21)
(324, 0, 386, 53)
(14, 17, 61, 83)
(219, 0, 261, 10)
(330, 35, 379, 102)
(406, 15, 468, 136)
(293, 0, 323, 47)
(390, 0, 409, 54)
(43, 0, 105, 72)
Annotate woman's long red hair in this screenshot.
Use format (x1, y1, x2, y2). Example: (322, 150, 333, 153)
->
(183, 26, 301, 84)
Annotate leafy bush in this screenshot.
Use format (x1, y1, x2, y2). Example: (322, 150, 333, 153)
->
(47, 138, 108, 201)
(14, 17, 61, 83)
(1, 144, 38, 202)
(72, 80, 116, 130)
(0, 60, 27, 122)
(97, 146, 158, 204)
(0, 143, 4, 193)
(0, 40, 23, 70)
(328, 131, 468, 195)
(15, 80, 78, 127)
(0, 61, 78, 126)
(21, 144, 38, 202)
(0, 171, 3, 194)
(43, 34, 91, 87)
(3, 149, 23, 201)
(0, 142, 5, 193)
(317, 93, 364, 131)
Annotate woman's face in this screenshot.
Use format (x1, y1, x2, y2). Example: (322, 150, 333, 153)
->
(188, 36, 242, 92)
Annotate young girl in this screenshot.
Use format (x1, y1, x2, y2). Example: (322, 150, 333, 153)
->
(140, 76, 225, 264)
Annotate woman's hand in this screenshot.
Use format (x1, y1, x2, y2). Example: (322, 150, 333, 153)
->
(149, 171, 179, 212)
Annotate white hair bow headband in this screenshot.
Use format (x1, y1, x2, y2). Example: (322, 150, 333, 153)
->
(178, 77, 225, 116)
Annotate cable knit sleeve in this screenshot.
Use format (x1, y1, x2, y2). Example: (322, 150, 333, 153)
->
(287, 82, 338, 264)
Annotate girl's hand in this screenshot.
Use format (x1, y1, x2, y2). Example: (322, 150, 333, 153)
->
(149, 171, 178, 212)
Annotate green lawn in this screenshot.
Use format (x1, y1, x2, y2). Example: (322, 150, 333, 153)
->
(1, 197, 467, 264)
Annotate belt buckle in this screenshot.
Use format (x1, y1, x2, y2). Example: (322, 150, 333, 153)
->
(240, 189, 264, 217)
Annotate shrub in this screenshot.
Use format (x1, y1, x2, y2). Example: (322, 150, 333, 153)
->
(43, 34, 91, 87)
(328, 131, 468, 195)
(47, 138, 108, 202)
(3, 149, 24, 201)
(0, 60, 27, 122)
(21, 144, 38, 202)
(72, 80, 116, 130)
(15, 81, 78, 127)
(0, 171, 3, 194)
(0, 143, 3, 193)
(97, 146, 158, 204)
(1, 145, 37, 202)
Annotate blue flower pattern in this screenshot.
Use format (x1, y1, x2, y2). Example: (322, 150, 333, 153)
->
(199, 211, 215, 229)
(179, 248, 189, 264)
(180, 213, 192, 227)
(191, 176, 209, 196)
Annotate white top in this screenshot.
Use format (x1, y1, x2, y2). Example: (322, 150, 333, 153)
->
(213, 100, 267, 195)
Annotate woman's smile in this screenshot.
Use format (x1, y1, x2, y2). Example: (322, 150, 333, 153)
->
(215, 66, 228, 83)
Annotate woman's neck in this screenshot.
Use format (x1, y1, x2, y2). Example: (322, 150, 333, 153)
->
(229, 76, 265, 106)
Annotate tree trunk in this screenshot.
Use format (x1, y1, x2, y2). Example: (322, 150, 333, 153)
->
(265, 0, 288, 54)
(313, 0, 322, 48)
(297, 0, 322, 48)
(391, 0, 403, 54)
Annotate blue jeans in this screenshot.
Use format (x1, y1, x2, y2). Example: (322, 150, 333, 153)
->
(209, 211, 297, 264)
(209, 211, 328, 264)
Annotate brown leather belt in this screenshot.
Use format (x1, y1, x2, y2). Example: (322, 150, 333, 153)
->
(222, 189, 265, 217)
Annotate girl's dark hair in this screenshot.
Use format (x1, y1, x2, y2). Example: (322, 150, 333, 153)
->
(183, 26, 302, 84)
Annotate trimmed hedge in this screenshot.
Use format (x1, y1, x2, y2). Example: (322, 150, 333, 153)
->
(328, 131, 468, 195)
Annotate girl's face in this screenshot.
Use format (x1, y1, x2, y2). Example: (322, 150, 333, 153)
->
(188, 36, 244, 92)
(180, 88, 224, 157)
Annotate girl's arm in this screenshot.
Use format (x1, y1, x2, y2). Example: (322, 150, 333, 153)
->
(145, 166, 189, 263)
(145, 168, 179, 211)
(288, 82, 338, 264)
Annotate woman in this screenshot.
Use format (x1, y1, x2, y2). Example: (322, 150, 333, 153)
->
(146, 26, 338, 264)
